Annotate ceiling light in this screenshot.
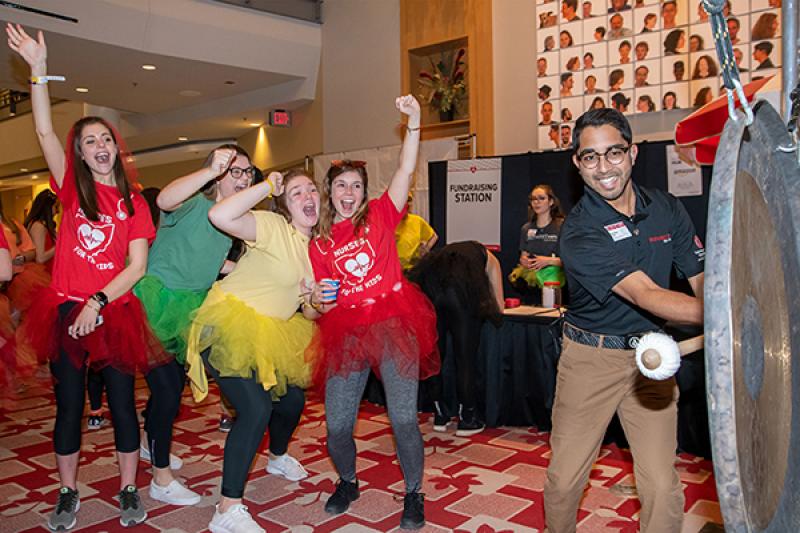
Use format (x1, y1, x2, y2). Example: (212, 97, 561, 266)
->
(75, 87, 89, 93)
(19, 168, 28, 172)
(31, 175, 38, 180)
(178, 136, 189, 141)
(179, 90, 202, 97)
(249, 122, 262, 127)
(141, 64, 157, 71)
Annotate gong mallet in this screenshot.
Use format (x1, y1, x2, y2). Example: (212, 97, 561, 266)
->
(635, 333, 705, 380)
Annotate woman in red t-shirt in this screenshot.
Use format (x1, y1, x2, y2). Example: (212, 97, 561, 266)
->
(8, 24, 169, 530)
(306, 96, 438, 530)
(0, 229, 15, 388)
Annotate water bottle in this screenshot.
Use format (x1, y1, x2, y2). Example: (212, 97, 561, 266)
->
(542, 281, 562, 308)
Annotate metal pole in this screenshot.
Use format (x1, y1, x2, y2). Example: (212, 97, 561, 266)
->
(782, 0, 798, 120)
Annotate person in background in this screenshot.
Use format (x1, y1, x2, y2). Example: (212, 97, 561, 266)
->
(395, 194, 438, 271)
(408, 241, 504, 437)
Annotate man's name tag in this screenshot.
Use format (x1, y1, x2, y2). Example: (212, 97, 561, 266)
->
(604, 222, 632, 242)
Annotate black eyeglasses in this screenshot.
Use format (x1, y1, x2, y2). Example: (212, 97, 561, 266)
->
(577, 145, 630, 169)
(228, 167, 256, 179)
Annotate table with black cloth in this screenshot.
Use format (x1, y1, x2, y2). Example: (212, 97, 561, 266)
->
(365, 306, 711, 458)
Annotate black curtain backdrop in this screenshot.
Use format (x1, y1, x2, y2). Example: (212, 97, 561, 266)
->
(428, 141, 713, 297)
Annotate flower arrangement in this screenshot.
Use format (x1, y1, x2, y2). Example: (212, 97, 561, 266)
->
(417, 48, 467, 118)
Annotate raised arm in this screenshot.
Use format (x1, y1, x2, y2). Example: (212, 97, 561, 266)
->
(612, 270, 703, 325)
(6, 24, 66, 186)
(157, 148, 236, 212)
(388, 95, 422, 210)
(208, 172, 282, 241)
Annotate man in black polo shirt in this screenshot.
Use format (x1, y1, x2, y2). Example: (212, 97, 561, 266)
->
(544, 108, 704, 533)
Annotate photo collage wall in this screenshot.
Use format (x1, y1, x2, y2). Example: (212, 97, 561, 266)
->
(536, 0, 783, 150)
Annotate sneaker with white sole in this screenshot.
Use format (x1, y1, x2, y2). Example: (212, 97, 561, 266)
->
(47, 487, 80, 531)
(140, 443, 183, 470)
(149, 479, 201, 506)
(266, 454, 308, 481)
(118, 485, 147, 527)
(209, 503, 265, 533)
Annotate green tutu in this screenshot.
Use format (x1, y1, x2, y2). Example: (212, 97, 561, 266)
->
(133, 275, 208, 364)
(508, 264, 566, 289)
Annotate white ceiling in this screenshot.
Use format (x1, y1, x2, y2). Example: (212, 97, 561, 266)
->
(0, 0, 322, 186)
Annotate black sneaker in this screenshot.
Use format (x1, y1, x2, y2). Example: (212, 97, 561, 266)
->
(219, 415, 235, 433)
(47, 487, 80, 531)
(324, 478, 359, 514)
(432, 401, 451, 432)
(118, 485, 147, 527)
(456, 406, 485, 437)
(400, 492, 425, 530)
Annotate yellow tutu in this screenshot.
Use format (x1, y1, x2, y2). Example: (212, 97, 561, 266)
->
(186, 285, 314, 402)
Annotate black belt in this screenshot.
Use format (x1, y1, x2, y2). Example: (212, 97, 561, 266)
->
(563, 322, 656, 350)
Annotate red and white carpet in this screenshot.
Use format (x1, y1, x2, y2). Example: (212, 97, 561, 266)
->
(0, 373, 723, 532)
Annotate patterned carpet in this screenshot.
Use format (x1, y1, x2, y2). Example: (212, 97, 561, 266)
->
(0, 371, 723, 532)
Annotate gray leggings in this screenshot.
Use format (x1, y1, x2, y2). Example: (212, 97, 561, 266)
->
(325, 359, 423, 493)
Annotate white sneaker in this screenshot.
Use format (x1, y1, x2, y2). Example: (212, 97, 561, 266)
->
(266, 454, 309, 481)
(149, 479, 201, 506)
(140, 443, 183, 470)
(208, 503, 265, 533)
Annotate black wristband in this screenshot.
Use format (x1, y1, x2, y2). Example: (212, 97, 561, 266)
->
(91, 291, 109, 309)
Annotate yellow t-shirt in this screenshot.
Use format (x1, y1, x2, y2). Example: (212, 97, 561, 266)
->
(207, 211, 312, 320)
(395, 214, 436, 270)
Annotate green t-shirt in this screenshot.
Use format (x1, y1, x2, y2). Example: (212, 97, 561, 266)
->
(146, 194, 232, 290)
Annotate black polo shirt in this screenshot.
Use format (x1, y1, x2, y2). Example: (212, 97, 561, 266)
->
(559, 184, 704, 335)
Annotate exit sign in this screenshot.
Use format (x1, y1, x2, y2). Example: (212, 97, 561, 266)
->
(269, 110, 292, 127)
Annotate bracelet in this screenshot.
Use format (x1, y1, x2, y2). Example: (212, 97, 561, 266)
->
(29, 75, 66, 85)
(85, 299, 101, 312)
(90, 291, 109, 309)
(406, 125, 421, 133)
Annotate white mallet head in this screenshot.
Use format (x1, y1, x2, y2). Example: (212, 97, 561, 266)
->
(635, 332, 681, 380)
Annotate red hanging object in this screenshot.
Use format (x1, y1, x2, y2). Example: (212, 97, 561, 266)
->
(674, 76, 774, 165)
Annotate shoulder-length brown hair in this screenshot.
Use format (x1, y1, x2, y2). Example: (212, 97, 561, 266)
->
(315, 160, 369, 241)
(70, 116, 135, 221)
(200, 144, 252, 200)
(528, 184, 564, 223)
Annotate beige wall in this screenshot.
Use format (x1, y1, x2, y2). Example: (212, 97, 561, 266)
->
(322, 0, 403, 153)
(136, 159, 207, 190)
(493, 0, 538, 155)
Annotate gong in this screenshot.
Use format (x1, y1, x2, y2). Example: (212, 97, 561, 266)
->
(705, 101, 800, 532)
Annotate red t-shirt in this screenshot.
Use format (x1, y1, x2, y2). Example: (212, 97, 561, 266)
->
(50, 168, 155, 300)
(310, 192, 406, 306)
(0, 227, 9, 251)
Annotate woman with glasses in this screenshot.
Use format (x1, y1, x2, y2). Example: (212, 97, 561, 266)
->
(510, 185, 565, 302)
(131, 145, 256, 507)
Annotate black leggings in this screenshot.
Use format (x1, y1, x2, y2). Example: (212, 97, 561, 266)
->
(201, 348, 305, 499)
(51, 302, 139, 455)
(143, 359, 185, 468)
(87, 368, 105, 411)
(430, 287, 483, 410)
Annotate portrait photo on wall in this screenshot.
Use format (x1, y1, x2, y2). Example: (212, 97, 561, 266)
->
(634, 59, 661, 86)
(538, 75, 559, 101)
(634, 6, 660, 33)
(539, 124, 562, 150)
(561, 0, 582, 23)
(689, 53, 719, 80)
(609, 90, 634, 114)
(751, 0, 782, 11)
(539, 3, 559, 29)
(606, 11, 633, 39)
(752, 38, 781, 69)
(585, 94, 608, 112)
(726, 15, 751, 44)
(559, 71, 584, 97)
(608, 63, 634, 90)
(689, 26, 713, 52)
(635, 86, 661, 113)
(562, 49, 583, 72)
(660, 0, 688, 30)
(538, 99, 561, 125)
(581, 0, 600, 18)
(611, 38, 634, 64)
(562, 20, 584, 47)
(663, 27, 687, 55)
(584, 19, 609, 42)
(561, 96, 583, 122)
(690, 81, 716, 108)
(559, 122, 575, 149)
(661, 82, 689, 109)
(662, 54, 689, 82)
(538, 52, 560, 76)
(539, 27, 559, 52)
(584, 67, 608, 92)
(633, 32, 660, 60)
(583, 41, 609, 67)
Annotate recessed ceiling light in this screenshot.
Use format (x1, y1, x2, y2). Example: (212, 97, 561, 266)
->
(19, 168, 28, 172)
(141, 64, 157, 71)
(75, 87, 89, 93)
(179, 90, 202, 97)
(31, 175, 38, 180)
(249, 122, 262, 127)
(178, 136, 189, 142)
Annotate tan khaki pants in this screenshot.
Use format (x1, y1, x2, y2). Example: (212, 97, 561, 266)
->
(543, 336, 684, 533)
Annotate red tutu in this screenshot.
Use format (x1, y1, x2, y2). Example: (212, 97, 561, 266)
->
(7, 262, 51, 312)
(306, 280, 439, 388)
(0, 294, 17, 388)
(19, 287, 172, 374)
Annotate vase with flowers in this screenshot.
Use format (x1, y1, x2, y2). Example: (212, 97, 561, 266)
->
(417, 48, 467, 123)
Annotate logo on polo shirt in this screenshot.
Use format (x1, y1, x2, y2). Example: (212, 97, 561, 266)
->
(649, 233, 672, 243)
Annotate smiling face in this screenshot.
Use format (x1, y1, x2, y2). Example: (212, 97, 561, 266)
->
(217, 154, 254, 199)
(573, 124, 637, 203)
(331, 170, 365, 222)
(283, 174, 320, 234)
(78, 122, 118, 180)
(530, 187, 554, 218)
(635, 43, 648, 60)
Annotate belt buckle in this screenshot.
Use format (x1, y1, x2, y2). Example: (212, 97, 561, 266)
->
(624, 334, 641, 349)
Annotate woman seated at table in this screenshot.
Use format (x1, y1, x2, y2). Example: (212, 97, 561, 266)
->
(408, 241, 503, 437)
(509, 184, 564, 302)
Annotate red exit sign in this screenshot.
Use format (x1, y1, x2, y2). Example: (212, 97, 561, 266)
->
(269, 110, 292, 127)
